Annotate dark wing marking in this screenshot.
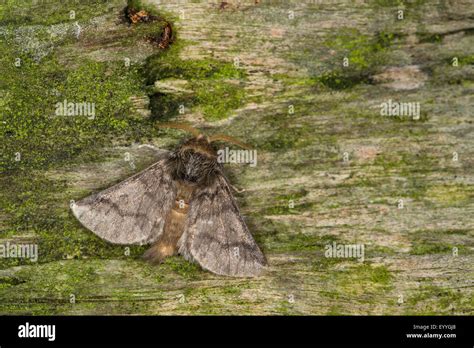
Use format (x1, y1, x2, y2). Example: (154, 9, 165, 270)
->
(178, 174, 266, 277)
(71, 152, 177, 245)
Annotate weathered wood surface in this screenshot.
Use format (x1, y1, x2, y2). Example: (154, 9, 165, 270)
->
(0, 0, 472, 314)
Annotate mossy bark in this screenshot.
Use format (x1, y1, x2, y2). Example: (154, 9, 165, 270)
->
(0, 0, 473, 315)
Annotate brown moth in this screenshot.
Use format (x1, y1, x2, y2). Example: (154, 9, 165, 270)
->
(71, 124, 266, 277)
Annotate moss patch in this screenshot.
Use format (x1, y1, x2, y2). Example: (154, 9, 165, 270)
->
(405, 285, 471, 315)
(321, 264, 393, 299)
(0, 0, 171, 271)
(0, 0, 119, 26)
(265, 233, 340, 253)
(160, 256, 204, 280)
(143, 45, 247, 121)
(314, 29, 397, 90)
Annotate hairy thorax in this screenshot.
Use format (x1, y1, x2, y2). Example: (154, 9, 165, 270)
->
(171, 136, 220, 186)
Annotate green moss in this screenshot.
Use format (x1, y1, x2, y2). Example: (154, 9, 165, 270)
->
(365, 152, 443, 201)
(311, 255, 348, 271)
(220, 286, 243, 296)
(325, 305, 345, 315)
(276, 190, 309, 201)
(0, 0, 121, 26)
(457, 54, 474, 65)
(443, 229, 472, 235)
(0, 260, 102, 301)
(314, 29, 396, 90)
(417, 33, 442, 43)
(265, 233, 339, 253)
(271, 74, 317, 87)
(425, 184, 472, 207)
(0, 54, 143, 171)
(0, 0, 173, 271)
(317, 70, 369, 90)
(408, 228, 472, 256)
(263, 202, 315, 215)
(172, 282, 261, 315)
(143, 44, 246, 82)
(274, 300, 299, 315)
(366, 245, 398, 257)
(321, 264, 393, 300)
(149, 92, 193, 121)
(256, 121, 316, 152)
(0, 259, 169, 314)
(410, 243, 455, 255)
(195, 80, 246, 121)
(0, 275, 25, 290)
(143, 46, 247, 121)
(366, 265, 392, 284)
(257, 188, 312, 215)
(126, 0, 150, 12)
(161, 256, 203, 280)
(405, 285, 471, 315)
(0, 170, 150, 269)
(372, 0, 427, 8)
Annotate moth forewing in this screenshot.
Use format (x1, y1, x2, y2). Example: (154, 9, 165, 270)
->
(71, 153, 177, 245)
(178, 174, 267, 277)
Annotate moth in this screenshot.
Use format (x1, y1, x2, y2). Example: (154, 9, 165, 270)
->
(71, 124, 267, 277)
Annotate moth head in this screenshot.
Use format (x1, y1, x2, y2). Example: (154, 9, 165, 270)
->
(157, 122, 252, 184)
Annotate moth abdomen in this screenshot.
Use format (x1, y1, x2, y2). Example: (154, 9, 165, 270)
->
(143, 180, 194, 264)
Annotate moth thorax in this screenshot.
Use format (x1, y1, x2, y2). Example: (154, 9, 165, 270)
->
(175, 147, 217, 185)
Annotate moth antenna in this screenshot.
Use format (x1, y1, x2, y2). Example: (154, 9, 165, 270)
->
(209, 134, 252, 150)
(157, 122, 201, 138)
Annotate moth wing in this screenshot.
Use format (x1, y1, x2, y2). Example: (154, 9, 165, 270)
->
(71, 152, 177, 245)
(179, 174, 266, 277)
